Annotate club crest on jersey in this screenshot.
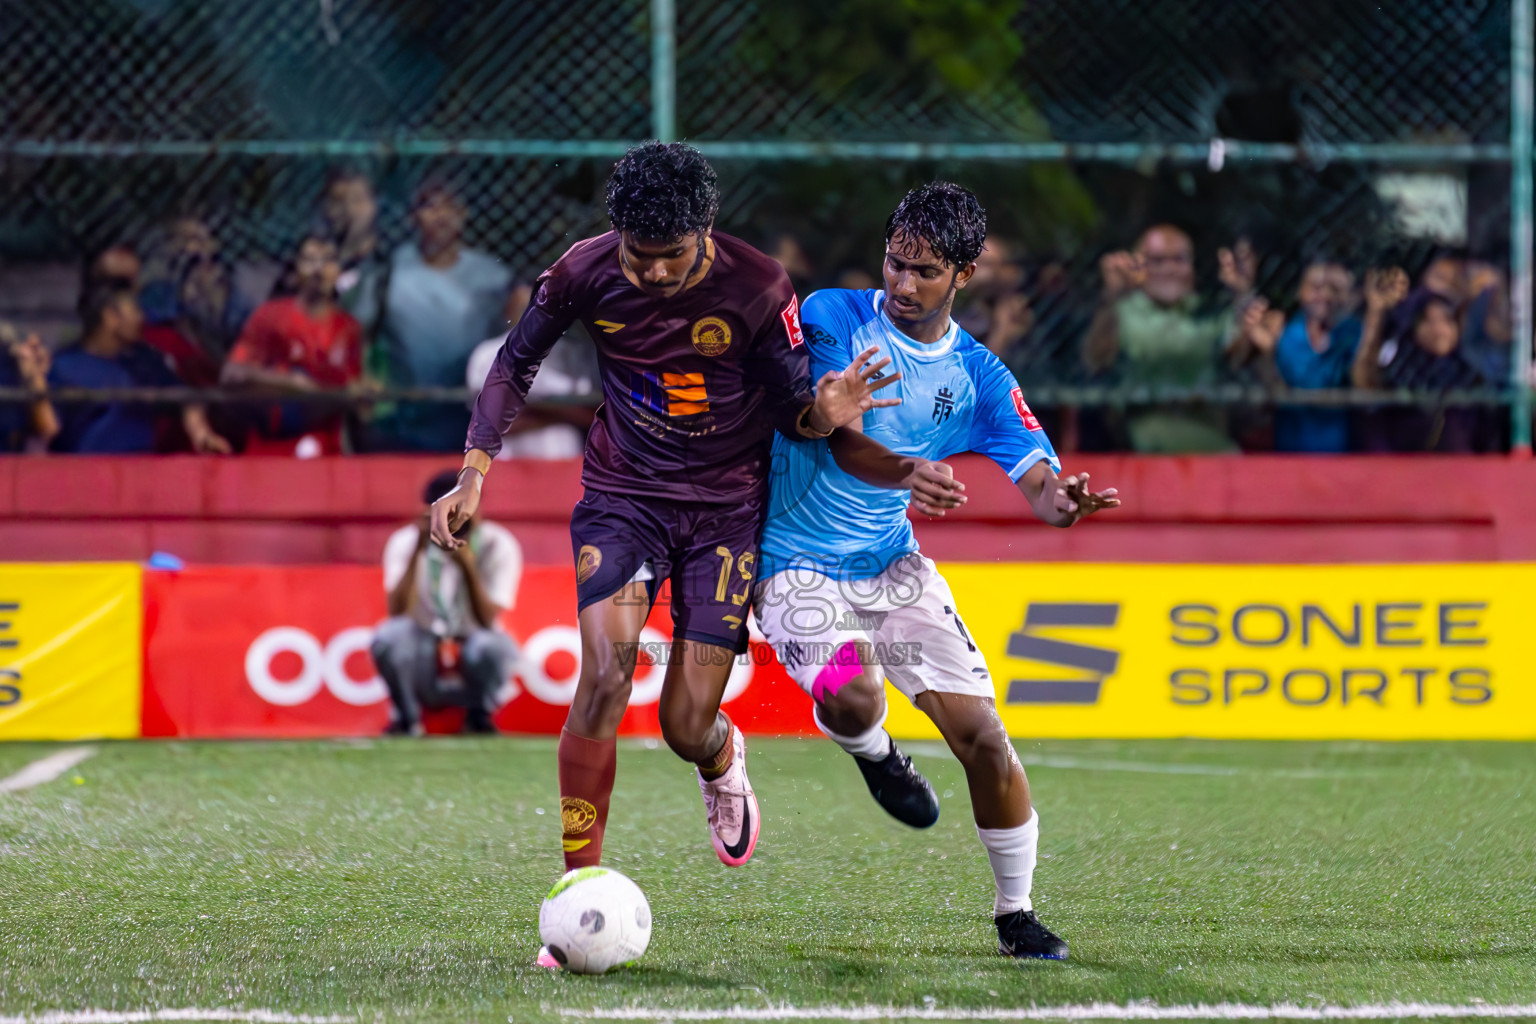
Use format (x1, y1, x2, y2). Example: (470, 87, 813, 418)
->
(781, 295, 805, 348)
(576, 544, 603, 583)
(933, 386, 955, 425)
(691, 316, 732, 356)
(1011, 386, 1043, 431)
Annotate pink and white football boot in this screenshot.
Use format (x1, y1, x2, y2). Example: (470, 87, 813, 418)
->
(696, 725, 760, 867)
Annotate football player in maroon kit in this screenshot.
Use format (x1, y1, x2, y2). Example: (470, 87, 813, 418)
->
(431, 144, 956, 915)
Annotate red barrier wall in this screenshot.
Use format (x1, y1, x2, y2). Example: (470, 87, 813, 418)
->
(3, 454, 1534, 565)
(141, 565, 813, 739)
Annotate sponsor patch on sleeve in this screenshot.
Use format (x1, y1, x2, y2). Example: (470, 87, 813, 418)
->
(781, 295, 805, 349)
(1011, 386, 1043, 431)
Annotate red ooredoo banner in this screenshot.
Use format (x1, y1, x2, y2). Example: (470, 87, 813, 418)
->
(142, 566, 815, 738)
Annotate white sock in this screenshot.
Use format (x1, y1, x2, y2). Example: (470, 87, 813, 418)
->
(976, 809, 1039, 916)
(813, 705, 891, 761)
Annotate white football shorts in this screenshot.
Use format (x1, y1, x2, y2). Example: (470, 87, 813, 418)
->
(752, 553, 994, 703)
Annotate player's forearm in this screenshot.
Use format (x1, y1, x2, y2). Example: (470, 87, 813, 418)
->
(1032, 499, 1076, 528)
(797, 402, 834, 438)
(766, 391, 820, 440)
(1018, 467, 1075, 529)
(466, 307, 570, 457)
(827, 427, 920, 489)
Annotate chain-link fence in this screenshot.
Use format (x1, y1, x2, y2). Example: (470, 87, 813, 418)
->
(0, 0, 1530, 454)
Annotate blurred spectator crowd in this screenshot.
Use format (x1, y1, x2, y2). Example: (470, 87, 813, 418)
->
(1064, 226, 1517, 454)
(0, 170, 1527, 457)
(0, 169, 598, 458)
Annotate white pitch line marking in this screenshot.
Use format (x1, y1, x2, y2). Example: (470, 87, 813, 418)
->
(904, 744, 1242, 776)
(0, 1012, 351, 1024)
(904, 745, 1356, 779)
(0, 746, 97, 795)
(564, 1004, 1536, 1022)
(1018, 755, 1242, 777)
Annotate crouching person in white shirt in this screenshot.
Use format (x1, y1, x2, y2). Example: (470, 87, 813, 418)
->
(373, 470, 523, 735)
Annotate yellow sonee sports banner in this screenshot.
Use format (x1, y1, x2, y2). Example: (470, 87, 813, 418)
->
(0, 564, 142, 739)
(885, 563, 1536, 741)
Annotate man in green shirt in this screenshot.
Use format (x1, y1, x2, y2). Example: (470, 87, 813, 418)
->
(1083, 225, 1251, 452)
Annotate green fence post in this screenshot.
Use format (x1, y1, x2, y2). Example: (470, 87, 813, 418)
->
(1514, 0, 1534, 455)
(652, 0, 676, 143)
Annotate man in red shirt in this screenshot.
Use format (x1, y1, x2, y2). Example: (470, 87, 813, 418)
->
(222, 234, 365, 455)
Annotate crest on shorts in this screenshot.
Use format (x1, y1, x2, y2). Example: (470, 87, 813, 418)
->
(561, 797, 598, 834)
(691, 316, 732, 356)
(576, 544, 603, 583)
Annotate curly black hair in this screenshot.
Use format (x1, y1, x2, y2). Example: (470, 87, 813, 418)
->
(885, 181, 988, 269)
(605, 142, 720, 241)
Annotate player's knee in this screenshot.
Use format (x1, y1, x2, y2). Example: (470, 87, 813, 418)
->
(657, 701, 715, 760)
(581, 653, 634, 713)
(810, 642, 882, 734)
(815, 672, 884, 735)
(955, 720, 1014, 780)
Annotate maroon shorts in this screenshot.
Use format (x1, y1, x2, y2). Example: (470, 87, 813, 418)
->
(570, 489, 763, 654)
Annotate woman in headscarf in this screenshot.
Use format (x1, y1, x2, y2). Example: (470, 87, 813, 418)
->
(1352, 278, 1496, 453)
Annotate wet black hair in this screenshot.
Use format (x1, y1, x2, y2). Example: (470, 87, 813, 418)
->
(423, 469, 463, 506)
(885, 182, 988, 269)
(605, 142, 720, 242)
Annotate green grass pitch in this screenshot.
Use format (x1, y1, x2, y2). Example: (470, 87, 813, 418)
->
(0, 737, 1533, 1023)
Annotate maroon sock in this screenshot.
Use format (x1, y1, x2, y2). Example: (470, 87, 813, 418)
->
(557, 728, 617, 871)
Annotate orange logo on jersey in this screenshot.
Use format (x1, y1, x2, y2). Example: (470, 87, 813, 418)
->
(576, 545, 603, 583)
(662, 372, 709, 415)
(630, 370, 710, 416)
(691, 317, 732, 356)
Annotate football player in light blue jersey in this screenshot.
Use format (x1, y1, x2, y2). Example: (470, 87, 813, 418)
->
(756, 182, 1118, 961)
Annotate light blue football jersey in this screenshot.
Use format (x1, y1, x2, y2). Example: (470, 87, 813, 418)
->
(760, 288, 1061, 581)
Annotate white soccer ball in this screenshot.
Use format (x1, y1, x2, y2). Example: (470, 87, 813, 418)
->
(538, 867, 652, 974)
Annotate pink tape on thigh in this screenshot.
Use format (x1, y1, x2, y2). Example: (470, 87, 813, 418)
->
(811, 642, 863, 705)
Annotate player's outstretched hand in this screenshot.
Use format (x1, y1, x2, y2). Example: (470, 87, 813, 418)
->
(1054, 472, 1120, 524)
(430, 470, 483, 549)
(907, 460, 967, 517)
(810, 346, 901, 432)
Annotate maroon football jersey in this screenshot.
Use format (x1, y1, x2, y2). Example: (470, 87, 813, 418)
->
(469, 231, 813, 504)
